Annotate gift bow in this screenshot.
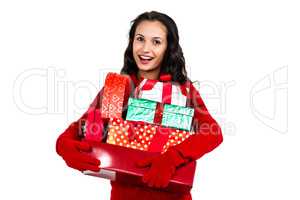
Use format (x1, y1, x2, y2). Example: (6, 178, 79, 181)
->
(134, 74, 188, 106)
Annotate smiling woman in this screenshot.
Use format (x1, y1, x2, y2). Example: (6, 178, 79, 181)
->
(132, 20, 168, 80)
(121, 11, 188, 84)
(56, 11, 223, 200)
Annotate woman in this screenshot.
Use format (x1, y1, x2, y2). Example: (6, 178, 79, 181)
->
(56, 11, 223, 200)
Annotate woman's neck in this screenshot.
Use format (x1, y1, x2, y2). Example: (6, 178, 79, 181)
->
(137, 68, 161, 80)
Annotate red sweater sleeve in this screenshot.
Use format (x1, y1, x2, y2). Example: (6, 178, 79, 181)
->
(56, 88, 104, 156)
(172, 81, 223, 162)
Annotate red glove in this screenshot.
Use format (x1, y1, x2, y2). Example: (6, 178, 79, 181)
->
(136, 148, 186, 188)
(56, 88, 106, 172)
(56, 133, 100, 172)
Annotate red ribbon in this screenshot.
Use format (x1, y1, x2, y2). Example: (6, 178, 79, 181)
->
(141, 79, 157, 91)
(136, 75, 173, 104)
(153, 102, 164, 124)
(162, 81, 172, 104)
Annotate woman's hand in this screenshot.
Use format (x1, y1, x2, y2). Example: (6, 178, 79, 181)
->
(136, 149, 185, 188)
(57, 137, 100, 172)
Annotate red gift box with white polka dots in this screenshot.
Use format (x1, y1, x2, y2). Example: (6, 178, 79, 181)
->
(107, 118, 194, 153)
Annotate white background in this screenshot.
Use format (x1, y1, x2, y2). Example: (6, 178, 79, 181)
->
(0, 0, 299, 199)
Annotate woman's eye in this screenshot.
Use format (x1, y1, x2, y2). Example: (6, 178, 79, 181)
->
(136, 37, 144, 42)
(153, 40, 161, 45)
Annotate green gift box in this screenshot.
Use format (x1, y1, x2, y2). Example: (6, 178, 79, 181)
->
(162, 104, 194, 131)
(126, 97, 157, 124)
(126, 97, 194, 131)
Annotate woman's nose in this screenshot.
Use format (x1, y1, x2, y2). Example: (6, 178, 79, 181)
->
(142, 41, 151, 52)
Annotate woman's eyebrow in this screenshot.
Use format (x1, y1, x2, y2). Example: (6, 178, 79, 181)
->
(152, 36, 162, 40)
(135, 34, 162, 40)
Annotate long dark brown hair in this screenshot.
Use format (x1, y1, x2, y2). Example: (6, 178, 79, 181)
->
(120, 11, 188, 84)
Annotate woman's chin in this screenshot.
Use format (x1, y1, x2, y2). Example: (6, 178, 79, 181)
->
(137, 64, 156, 72)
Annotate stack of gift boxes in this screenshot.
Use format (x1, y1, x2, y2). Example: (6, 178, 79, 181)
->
(83, 72, 196, 193)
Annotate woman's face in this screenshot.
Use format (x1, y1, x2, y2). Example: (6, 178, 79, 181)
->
(133, 20, 168, 78)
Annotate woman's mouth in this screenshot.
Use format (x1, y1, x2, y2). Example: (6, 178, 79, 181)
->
(138, 55, 154, 65)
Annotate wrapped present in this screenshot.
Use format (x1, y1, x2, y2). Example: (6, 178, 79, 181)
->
(82, 74, 197, 192)
(126, 97, 194, 131)
(162, 129, 192, 153)
(101, 73, 130, 119)
(106, 118, 157, 151)
(83, 142, 196, 193)
(125, 97, 157, 124)
(134, 75, 189, 106)
(106, 118, 193, 153)
(162, 104, 194, 131)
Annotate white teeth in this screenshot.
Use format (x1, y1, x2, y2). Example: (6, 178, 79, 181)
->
(139, 55, 153, 60)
